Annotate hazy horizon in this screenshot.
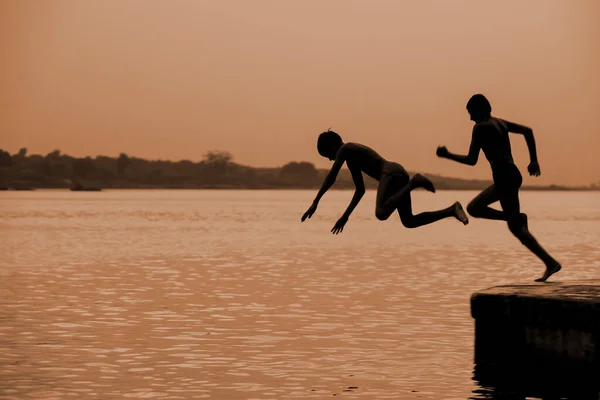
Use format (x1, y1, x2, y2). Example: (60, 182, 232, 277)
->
(2, 1, 599, 186)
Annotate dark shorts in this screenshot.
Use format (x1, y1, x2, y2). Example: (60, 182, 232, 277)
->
(377, 162, 411, 215)
(381, 162, 409, 182)
(492, 163, 522, 193)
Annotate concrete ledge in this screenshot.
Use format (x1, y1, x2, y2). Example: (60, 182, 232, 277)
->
(471, 281, 600, 397)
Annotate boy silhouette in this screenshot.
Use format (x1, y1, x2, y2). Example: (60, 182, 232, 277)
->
(436, 94, 561, 282)
(301, 129, 469, 234)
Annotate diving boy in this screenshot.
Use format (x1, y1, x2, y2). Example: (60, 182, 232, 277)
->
(301, 129, 469, 234)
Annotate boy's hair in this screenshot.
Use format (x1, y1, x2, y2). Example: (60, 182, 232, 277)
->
(317, 129, 343, 157)
(466, 94, 492, 115)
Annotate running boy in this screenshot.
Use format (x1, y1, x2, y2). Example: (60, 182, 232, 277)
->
(436, 94, 561, 282)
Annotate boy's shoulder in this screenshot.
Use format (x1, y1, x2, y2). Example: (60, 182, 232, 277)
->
(338, 142, 382, 163)
(344, 142, 373, 151)
(336, 142, 359, 154)
(473, 117, 505, 132)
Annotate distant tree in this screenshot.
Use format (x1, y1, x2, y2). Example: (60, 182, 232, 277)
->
(0, 149, 12, 167)
(45, 149, 62, 159)
(280, 161, 318, 178)
(279, 162, 319, 186)
(16, 148, 27, 159)
(96, 167, 116, 181)
(203, 151, 233, 176)
(204, 150, 232, 165)
(72, 157, 96, 179)
(117, 153, 130, 178)
(148, 169, 165, 183)
(53, 163, 67, 178)
(40, 161, 54, 176)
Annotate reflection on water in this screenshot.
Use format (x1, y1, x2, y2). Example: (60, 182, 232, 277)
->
(1, 190, 599, 399)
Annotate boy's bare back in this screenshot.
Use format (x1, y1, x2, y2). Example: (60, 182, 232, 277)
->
(335, 142, 389, 181)
(472, 117, 515, 169)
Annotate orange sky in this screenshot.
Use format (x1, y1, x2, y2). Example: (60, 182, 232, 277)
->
(1, 0, 599, 185)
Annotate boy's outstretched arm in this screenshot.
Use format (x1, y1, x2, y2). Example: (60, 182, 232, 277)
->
(502, 119, 540, 176)
(301, 147, 346, 222)
(331, 164, 365, 234)
(436, 130, 480, 166)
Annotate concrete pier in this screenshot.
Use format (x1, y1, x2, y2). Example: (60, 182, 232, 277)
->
(471, 281, 600, 397)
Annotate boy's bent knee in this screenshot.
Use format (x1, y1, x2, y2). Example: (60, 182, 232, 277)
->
(466, 202, 481, 218)
(507, 219, 521, 233)
(400, 216, 418, 228)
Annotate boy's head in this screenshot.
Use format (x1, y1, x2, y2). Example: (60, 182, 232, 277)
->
(466, 94, 492, 123)
(317, 129, 343, 161)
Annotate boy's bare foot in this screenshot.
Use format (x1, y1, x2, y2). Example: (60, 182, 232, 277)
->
(535, 261, 562, 282)
(411, 174, 436, 193)
(453, 202, 469, 225)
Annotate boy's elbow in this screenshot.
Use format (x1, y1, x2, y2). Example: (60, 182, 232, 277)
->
(521, 127, 534, 137)
(526, 128, 534, 138)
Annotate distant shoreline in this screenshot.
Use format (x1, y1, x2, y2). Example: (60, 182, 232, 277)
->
(2, 149, 598, 192)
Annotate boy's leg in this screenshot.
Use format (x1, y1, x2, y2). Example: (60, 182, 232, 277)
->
(382, 173, 434, 212)
(375, 166, 467, 226)
(467, 184, 527, 226)
(466, 185, 505, 220)
(375, 171, 408, 221)
(499, 190, 561, 282)
(396, 190, 468, 228)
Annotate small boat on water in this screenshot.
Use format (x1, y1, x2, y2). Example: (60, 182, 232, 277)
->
(71, 187, 102, 192)
(70, 181, 102, 192)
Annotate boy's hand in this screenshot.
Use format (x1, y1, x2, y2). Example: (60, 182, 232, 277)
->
(331, 215, 348, 234)
(528, 161, 541, 177)
(436, 146, 449, 158)
(301, 202, 318, 222)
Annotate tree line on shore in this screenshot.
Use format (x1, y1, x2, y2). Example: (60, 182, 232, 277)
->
(0, 148, 596, 191)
